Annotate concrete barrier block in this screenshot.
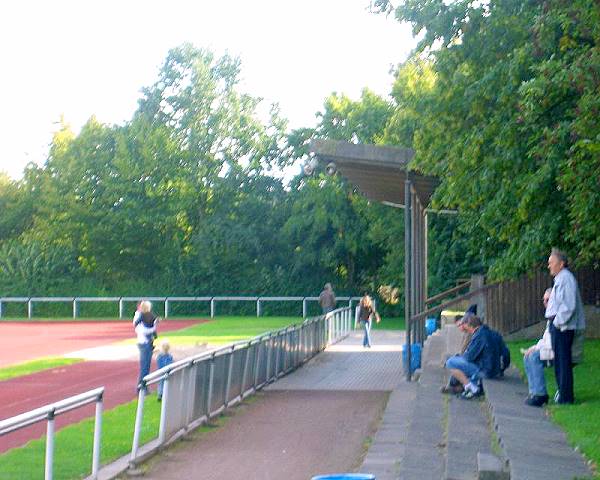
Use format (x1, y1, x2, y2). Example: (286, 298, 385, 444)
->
(477, 453, 509, 480)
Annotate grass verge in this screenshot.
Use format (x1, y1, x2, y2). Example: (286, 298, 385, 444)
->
(0, 393, 162, 480)
(376, 316, 405, 331)
(508, 339, 599, 476)
(0, 358, 83, 381)
(133, 315, 302, 347)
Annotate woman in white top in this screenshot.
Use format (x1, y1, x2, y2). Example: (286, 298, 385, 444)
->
(133, 300, 159, 392)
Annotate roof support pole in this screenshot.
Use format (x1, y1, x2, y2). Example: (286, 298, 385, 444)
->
(404, 175, 412, 381)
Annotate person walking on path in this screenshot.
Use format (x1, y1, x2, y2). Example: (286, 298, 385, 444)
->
(156, 339, 173, 401)
(319, 283, 337, 314)
(134, 300, 160, 392)
(523, 288, 554, 407)
(357, 294, 380, 348)
(546, 248, 586, 404)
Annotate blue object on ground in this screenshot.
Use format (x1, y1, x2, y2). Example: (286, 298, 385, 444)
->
(402, 343, 422, 373)
(311, 475, 375, 480)
(425, 317, 437, 336)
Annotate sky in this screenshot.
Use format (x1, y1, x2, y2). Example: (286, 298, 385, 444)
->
(0, 0, 416, 179)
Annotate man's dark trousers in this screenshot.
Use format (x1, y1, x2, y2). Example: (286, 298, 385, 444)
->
(550, 322, 574, 403)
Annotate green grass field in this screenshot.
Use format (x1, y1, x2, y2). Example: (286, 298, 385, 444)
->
(509, 339, 600, 476)
(0, 393, 162, 480)
(145, 315, 303, 346)
(0, 358, 83, 381)
(375, 316, 405, 330)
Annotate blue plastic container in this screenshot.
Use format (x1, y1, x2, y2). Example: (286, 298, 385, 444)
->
(311, 475, 375, 480)
(402, 343, 422, 374)
(425, 317, 437, 336)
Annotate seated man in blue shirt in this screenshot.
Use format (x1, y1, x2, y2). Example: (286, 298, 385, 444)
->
(445, 315, 502, 399)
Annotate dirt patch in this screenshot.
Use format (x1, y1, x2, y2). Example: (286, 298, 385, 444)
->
(132, 390, 389, 480)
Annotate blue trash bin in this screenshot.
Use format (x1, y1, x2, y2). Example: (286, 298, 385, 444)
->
(402, 343, 422, 374)
(425, 317, 437, 336)
(312, 475, 375, 480)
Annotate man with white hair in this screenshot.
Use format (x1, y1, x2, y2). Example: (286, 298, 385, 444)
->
(546, 248, 586, 404)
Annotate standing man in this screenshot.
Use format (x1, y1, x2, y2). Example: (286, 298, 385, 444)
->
(546, 248, 586, 404)
(319, 283, 336, 314)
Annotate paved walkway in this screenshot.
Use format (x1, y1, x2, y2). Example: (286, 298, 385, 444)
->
(269, 330, 404, 392)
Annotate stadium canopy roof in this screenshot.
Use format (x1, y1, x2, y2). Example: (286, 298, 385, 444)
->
(309, 139, 439, 207)
(310, 139, 442, 381)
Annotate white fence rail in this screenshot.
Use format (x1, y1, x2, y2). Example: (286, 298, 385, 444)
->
(0, 295, 362, 319)
(0, 387, 104, 480)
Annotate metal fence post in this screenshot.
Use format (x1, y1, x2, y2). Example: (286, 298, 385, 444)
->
(184, 364, 196, 430)
(274, 334, 281, 377)
(0, 300, 3, 318)
(91, 393, 103, 479)
(206, 355, 215, 418)
(119, 298, 124, 319)
(210, 298, 215, 318)
(28, 299, 33, 319)
(130, 388, 146, 464)
(158, 375, 170, 444)
(165, 299, 170, 319)
(253, 340, 262, 389)
(265, 335, 273, 381)
(224, 346, 235, 406)
(241, 342, 252, 398)
(45, 409, 55, 480)
(302, 298, 307, 318)
(256, 299, 261, 317)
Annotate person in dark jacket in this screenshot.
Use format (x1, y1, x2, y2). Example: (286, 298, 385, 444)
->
(156, 339, 173, 401)
(319, 283, 337, 314)
(444, 315, 502, 399)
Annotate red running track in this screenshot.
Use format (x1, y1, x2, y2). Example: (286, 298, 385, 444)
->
(0, 319, 201, 367)
(0, 319, 204, 453)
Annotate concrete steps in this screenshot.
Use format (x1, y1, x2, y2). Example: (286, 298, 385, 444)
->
(485, 369, 592, 480)
(359, 323, 593, 479)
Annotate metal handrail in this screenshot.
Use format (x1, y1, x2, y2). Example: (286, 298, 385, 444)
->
(0, 387, 104, 480)
(141, 315, 326, 386)
(410, 286, 488, 324)
(424, 281, 471, 306)
(0, 295, 362, 320)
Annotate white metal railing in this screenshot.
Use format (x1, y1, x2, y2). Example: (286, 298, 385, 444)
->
(0, 387, 104, 480)
(127, 307, 353, 471)
(0, 295, 362, 319)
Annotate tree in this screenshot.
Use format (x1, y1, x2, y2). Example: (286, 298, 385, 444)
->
(376, 0, 600, 277)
